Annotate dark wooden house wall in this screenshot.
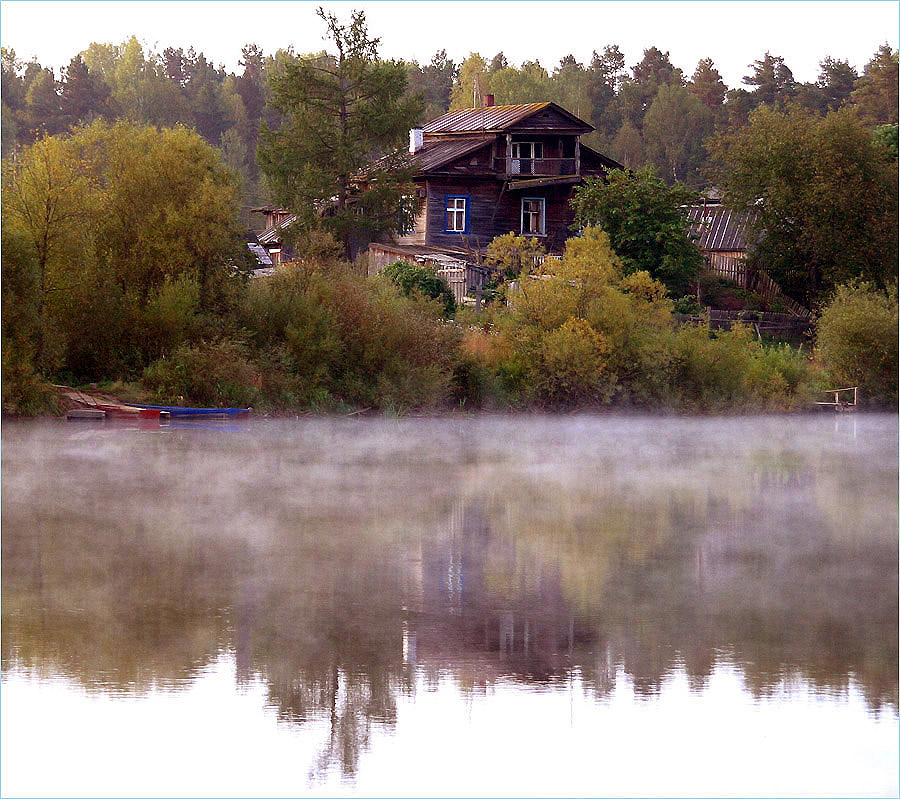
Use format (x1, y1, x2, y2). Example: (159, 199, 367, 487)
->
(423, 177, 579, 253)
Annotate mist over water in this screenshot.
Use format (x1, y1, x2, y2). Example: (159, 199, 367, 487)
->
(2, 414, 898, 796)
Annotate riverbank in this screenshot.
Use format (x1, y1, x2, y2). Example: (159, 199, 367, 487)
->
(3, 381, 872, 421)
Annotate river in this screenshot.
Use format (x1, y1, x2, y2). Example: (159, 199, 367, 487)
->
(2, 413, 897, 797)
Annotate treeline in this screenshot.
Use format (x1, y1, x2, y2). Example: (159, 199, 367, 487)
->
(3, 38, 897, 197)
(2, 22, 897, 417)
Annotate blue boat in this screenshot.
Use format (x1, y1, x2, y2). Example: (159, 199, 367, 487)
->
(125, 403, 251, 418)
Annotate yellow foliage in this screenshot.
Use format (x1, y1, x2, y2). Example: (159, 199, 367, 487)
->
(536, 317, 613, 405)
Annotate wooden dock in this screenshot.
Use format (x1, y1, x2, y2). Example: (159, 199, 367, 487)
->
(815, 386, 859, 412)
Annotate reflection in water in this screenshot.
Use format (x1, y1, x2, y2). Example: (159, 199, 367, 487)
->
(2, 415, 898, 795)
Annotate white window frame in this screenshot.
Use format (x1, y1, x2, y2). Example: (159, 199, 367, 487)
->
(511, 141, 544, 160)
(521, 197, 546, 236)
(511, 141, 544, 175)
(445, 196, 468, 233)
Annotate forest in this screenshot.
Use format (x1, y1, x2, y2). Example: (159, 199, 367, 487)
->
(3, 36, 898, 199)
(2, 16, 898, 415)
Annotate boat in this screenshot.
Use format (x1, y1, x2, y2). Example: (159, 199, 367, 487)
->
(95, 403, 170, 419)
(123, 403, 252, 418)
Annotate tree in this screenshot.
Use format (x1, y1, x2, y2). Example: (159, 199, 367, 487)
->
(381, 260, 456, 316)
(816, 56, 858, 112)
(571, 167, 702, 297)
(815, 281, 898, 407)
(550, 55, 591, 122)
(688, 58, 727, 111)
(490, 60, 551, 105)
(2, 120, 248, 379)
(642, 84, 713, 187)
(258, 8, 422, 258)
(450, 52, 490, 109)
(742, 52, 796, 108)
(610, 119, 644, 168)
(620, 47, 684, 130)
(710, 105, 899, 306)
(588, 46, 626, 143)
(850, 44, 899, 125)
(23, 68, 65, 137)
(406, 50, 455, 121)
(59, 55, 111, 127)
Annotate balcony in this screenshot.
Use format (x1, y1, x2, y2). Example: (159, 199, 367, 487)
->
(493, 157, 577, 177)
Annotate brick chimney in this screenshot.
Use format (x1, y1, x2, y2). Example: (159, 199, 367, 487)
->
(484, 94, 495, 107)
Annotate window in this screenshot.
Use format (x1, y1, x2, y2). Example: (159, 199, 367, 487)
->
(445, 196, 469, 233)
(398, 194, 418, 235)
(521, 197, 545, 236)
(511, 141, 544, 175)
(511, 141, 544, 160)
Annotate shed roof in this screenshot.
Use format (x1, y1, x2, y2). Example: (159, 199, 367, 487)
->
(685, 202, 757, 252)
(423, 102, 592, 135)
(412, 135, 493, 172)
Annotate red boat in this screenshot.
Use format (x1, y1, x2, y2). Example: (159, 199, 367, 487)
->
(94, 404, 170, 419)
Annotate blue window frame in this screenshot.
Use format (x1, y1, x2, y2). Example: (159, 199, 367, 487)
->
(444, 195, 470, 234)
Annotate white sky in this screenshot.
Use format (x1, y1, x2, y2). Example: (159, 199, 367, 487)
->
(1, 0, 898, 91)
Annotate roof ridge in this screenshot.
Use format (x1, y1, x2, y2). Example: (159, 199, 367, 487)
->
(449, 101, 549, 113)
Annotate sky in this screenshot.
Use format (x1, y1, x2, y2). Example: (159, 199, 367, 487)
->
(0, 0, 897, 90)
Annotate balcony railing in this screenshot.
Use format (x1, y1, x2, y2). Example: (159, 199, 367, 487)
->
(493, 157, 577, 177)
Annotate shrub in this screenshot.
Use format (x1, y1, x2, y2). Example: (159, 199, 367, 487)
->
(815, 281, 899, 407)
(238, 262, 460, 411)
(535, 318, 613, 406)
(381, 260, 456, 317)
(1, 341, 63, 415)
(671, 323, 755, 411)
(484, 232, 546, 279)
(141, 274, 202, 360)
(142, 339, 260, 407)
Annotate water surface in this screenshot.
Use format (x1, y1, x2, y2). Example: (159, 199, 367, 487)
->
(2, 414, 897, 797)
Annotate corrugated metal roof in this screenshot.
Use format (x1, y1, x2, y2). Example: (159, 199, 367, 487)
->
(257, 215, 296, 244)
(412, 135, 493, 172)
(424, 102, 585, 134)
(685, 203, 757, 252)
(247, 242, 273, 266)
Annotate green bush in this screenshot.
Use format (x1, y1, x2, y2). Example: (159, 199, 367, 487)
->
(381, 260, 456, 317)
(142, 339, 260, 408)
(815, 281, 899, 407)
(1, 341, 63, 415)
(238, 263, 460, 412)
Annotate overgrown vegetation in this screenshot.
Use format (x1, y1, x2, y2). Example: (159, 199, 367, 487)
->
(2, 16, 897, 416)
(814, 281, 899, 407)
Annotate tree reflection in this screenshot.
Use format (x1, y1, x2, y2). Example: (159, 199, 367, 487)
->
(2, 417, 897, 782)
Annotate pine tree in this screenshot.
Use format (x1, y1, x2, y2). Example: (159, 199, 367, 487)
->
(257, 8, 422, 258)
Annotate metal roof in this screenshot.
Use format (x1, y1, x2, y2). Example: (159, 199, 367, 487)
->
(422, 102, 591, 135)
(412, 135, 494, 172)
(685, 203, 757, 252)
(257, 215, 296, 244)
(247, 242, 273, 266)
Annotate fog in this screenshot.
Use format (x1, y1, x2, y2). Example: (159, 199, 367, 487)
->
(2, 414, 897, 795)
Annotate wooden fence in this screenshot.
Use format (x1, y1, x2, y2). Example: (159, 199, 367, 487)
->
(704, 253, 810, 319)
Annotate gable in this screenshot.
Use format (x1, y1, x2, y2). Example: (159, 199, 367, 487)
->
(423, 102, 592, 136)
(506, 104, 593, 135)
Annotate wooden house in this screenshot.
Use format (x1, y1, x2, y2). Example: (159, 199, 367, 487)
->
(372, 99, 622, 264)
(685, 197, 757, 265)
(685, 197, 809, 318)
(249, 206, 296, 267)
